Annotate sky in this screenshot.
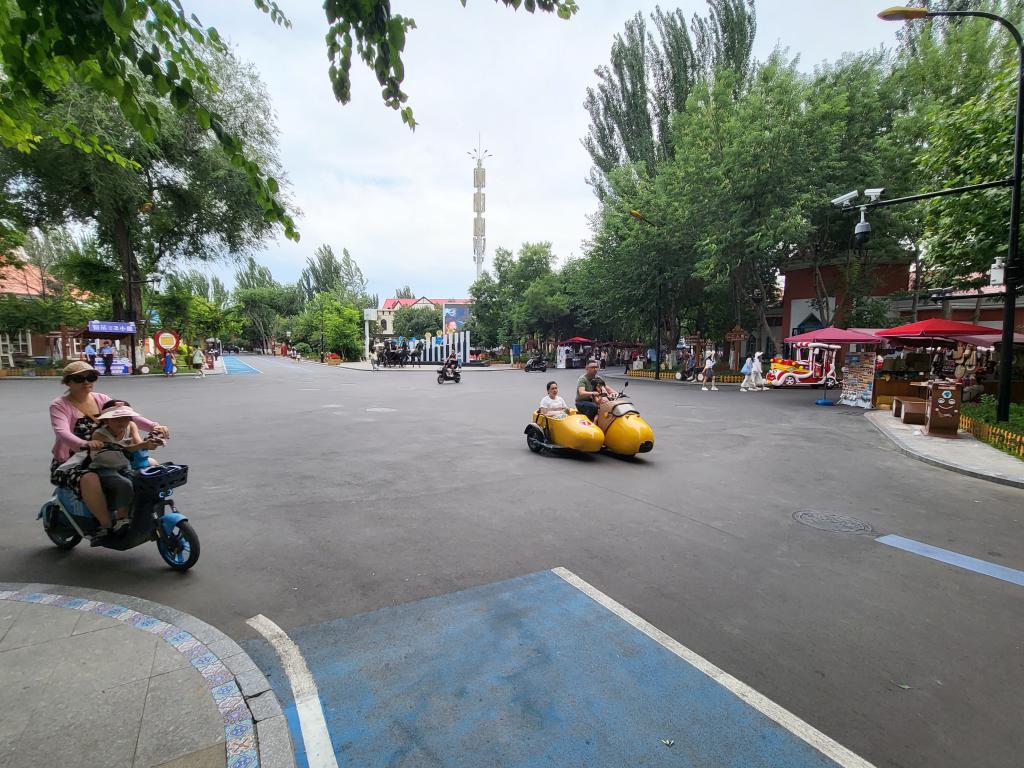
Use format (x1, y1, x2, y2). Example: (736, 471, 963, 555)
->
(195, 1, 901, 304)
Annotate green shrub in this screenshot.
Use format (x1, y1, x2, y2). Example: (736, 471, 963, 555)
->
(962, 394, 1024, 436)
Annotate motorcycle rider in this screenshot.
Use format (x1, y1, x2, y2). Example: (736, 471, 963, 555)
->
(575, 359, 617, 419)
(442, 350, 459, 378)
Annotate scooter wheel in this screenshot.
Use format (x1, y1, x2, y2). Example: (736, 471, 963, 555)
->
(157, 521, 200, 570)
(44, 505, 81, 550)
(437, 375, 445, 384)
(453, 373, 461, 383)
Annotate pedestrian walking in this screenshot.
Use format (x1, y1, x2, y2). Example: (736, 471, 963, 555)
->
(700, 353, 718, 391)
(750, 351, 768, 391)
(100, 341, 114, 376)
(740, 355, 754, 392)
(191, 347, 206, 378)
(162, 349, 176, 377)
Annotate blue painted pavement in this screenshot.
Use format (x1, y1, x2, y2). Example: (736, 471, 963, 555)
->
(244, 570, 857, 768)
(877, 534, 1024, 587)
(223, 356, 262, 375)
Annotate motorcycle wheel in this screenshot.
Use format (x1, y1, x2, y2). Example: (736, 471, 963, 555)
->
(157, 521, 200, 570)
(43, 505, 81, 550)
(453, 372, 461, 383)
(437, 374, 445, 384)
(525, 425, 545, 453)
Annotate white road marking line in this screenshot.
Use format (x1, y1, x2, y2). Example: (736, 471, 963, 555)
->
(246, 614, 339, 768)
(551, 567, 876, 768)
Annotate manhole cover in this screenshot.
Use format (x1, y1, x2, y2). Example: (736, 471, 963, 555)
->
(365, 407, 397, 413)
(793, 510, 874, 534)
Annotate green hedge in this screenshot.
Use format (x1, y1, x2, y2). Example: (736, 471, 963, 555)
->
(961, 395, 1024, 437)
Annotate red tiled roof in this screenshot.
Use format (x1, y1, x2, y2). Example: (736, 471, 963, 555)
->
(380, 297, 471, 310)
(0, 261, 92, 300)
(0, 262, 47, 296)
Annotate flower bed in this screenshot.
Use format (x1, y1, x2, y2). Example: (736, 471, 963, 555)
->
(960, 396, 1024, 459)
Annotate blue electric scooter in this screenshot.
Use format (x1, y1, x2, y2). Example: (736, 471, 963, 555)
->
(38, 444, 199, 570)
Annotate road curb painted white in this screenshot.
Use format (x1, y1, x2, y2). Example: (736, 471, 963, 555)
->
(247, 614, 339, 768)
(551, 567, 877, 768)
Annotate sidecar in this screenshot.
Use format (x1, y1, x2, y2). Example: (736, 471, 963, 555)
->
(525, 410, 604, 454)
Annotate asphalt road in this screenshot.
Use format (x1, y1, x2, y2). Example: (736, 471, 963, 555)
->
(2, 357, 1021, 768)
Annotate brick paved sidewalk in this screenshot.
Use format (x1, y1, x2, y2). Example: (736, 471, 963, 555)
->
(0, 587, 293, 768)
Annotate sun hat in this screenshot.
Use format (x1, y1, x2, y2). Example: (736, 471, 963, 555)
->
(62, 360, 97, 382)
(97, 405, 139, 420)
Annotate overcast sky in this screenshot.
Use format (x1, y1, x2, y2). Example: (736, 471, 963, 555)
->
(195, 1, 900, 303)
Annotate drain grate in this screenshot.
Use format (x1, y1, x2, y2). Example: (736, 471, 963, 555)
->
(793, 510, 874, 534)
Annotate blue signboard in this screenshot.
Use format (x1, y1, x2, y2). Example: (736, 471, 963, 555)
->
(88, 320, 136, 334)
(511, 344, 522, 356)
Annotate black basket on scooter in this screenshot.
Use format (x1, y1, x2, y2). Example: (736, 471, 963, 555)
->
(136, 463, 189, 496)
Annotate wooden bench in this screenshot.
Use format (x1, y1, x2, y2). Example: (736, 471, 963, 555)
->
(899, 399, 928, 425)
(892, 396, 925, 419)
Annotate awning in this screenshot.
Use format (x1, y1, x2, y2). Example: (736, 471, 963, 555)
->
(875, 318, 999, 338)
(785, 326, 881, 344)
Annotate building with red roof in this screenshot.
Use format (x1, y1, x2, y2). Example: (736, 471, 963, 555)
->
(373, 297, 471, 336)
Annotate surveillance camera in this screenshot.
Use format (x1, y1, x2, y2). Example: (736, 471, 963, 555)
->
(830, 191, 859, 207)
(864, 187, 885, 201)
(854, 220, 871, 246)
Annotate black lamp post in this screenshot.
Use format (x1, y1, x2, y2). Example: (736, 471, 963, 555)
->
(881, 6, 1022, 421)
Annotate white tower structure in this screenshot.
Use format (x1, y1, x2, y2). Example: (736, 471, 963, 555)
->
(468, 138, 491, 280)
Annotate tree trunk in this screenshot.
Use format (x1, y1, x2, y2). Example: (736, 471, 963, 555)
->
(973, 294, 983, 323)
(910, 245, 921, 322)
(812, 260, 832, 326)
(111, 210, 142, 324)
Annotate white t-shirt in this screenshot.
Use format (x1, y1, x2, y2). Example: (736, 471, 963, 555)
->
(540, 395, 568, 412)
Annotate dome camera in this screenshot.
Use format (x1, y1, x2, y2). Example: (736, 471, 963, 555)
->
(854, 219, 871, 246)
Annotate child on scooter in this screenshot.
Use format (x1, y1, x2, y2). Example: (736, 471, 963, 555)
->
(98, 400, 162, 468)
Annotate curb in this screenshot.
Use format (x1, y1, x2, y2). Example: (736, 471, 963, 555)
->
(602, 372, 752, 388)
(864, 413, 1024, 490)
(0, 582, 295, 768)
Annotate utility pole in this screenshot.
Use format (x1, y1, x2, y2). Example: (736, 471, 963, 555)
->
(469, 136, 491, 281)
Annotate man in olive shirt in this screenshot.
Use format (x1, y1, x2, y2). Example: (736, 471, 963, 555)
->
(575, 359, 617, 419)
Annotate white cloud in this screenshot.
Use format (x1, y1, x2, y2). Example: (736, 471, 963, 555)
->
(194, 1, 899, 301)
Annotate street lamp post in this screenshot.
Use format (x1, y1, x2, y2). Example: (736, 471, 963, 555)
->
(881, 6, 1023, 421)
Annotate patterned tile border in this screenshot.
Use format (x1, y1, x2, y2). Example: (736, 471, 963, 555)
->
(0, 589, 259, 768)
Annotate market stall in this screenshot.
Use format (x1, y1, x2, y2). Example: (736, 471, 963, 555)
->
(873, 319, 1008, 409)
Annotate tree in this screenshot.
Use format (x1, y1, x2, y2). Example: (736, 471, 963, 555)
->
(1, 0, 578, 243)
(394, 285, 415, 299)
(393, 304, 442, 338)
(2, 48, 291, 326)
(583, 0, 756, 197)
(299, 244, 344, 302)
(292, 292, 361, 359)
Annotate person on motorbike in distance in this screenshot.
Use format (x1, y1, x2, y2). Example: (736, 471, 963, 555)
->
(443, 350, 459, 376)
(539, 381, 568, 418)
(575, 359, 617, 420)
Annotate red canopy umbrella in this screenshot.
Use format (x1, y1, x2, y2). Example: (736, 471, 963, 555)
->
(785, 326, 881, 344)
(875, 318, 999, 338)
(561, 336, 593, 344)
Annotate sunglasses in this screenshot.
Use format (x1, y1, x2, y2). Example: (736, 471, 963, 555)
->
(69, 373, 99, 384)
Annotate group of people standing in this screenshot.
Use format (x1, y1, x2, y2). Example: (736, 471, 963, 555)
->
(82, 340, 117, 376)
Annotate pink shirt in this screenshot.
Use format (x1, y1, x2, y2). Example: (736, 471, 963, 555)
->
(49, 393, 157, 462)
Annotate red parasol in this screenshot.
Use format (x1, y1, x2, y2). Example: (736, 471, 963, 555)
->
(875, 318, 1000, 338)
(785, 326, 881, 344)
(560, 337, 593, 344)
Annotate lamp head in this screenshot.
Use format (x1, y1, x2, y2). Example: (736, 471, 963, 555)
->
(878, 7, 930, 21)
